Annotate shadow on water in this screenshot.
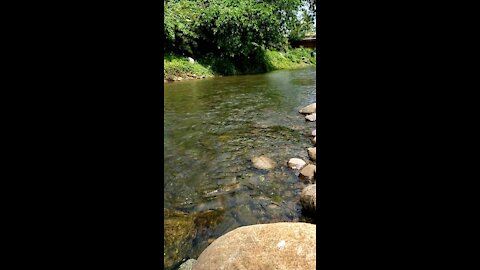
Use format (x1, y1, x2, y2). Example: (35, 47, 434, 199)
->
(164, 67, 316, 269)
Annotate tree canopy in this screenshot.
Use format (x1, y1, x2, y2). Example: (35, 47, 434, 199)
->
(164, 0, 315, 58)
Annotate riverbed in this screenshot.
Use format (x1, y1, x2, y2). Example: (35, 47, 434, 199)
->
(164, 67, 316, 269)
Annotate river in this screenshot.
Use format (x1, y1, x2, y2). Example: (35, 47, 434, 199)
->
(164, 67, 316, 269)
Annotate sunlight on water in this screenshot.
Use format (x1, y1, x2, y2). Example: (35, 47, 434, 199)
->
(164, 67, 316, 269)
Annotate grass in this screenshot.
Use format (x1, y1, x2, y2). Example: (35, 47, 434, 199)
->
(164, 48, 316, 81)
(164, 52, 214, 81)
(264, 48, 316, 71)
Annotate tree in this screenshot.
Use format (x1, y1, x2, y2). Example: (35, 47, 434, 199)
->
(164, 0, 311, 57)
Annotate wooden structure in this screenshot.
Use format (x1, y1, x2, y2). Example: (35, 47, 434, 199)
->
(290, 34, 316, 49)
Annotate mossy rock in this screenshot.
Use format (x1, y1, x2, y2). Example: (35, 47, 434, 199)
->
(164, 208, 196, 269)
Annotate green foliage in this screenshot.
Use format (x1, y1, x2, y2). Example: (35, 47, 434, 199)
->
(164, 52, 214, 80)
(264, 48, 316, 71)
(195, 0, 284, 58)
(289, 9, 315, 41)
(197, 53, 239, 75)
(164, 0, 201, 54)
(164, 48, 316, 80)
(164, 0, 315, 74)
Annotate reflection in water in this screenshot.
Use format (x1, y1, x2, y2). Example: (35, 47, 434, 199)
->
(164, 67, 316, 268)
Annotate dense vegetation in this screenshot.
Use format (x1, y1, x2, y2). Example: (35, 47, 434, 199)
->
(164, 0, 316, 79)
(164, 48, 316, 80)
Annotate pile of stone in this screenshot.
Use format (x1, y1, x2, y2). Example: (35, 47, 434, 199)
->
(172, 102, 318, 270)
(299, 102, 316, 122)
(287, 102, 317, 215)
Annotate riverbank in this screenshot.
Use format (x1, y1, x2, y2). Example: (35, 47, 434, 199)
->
(167, 101, 317, 270)
(164, 48, 316, 82)
(164, 67, 316, 269)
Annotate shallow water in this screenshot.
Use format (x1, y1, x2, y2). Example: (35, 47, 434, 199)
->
(164, 67, 316, 268)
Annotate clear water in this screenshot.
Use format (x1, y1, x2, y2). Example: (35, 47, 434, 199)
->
(164, 67, 316, 268)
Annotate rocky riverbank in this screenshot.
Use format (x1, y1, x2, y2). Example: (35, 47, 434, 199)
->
(289, 102, 317, 216)
(166, 102, 317, 270)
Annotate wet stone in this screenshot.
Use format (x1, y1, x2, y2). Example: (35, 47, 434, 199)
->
(300, 184, 316, 214)
(305, 113, 316, 122)
(299, 164, 316, 182)
(234, 204, 259, 225)
(288, 158, 307, 170)
(202, 182, 241, 199)
(265, 171, 289, 182)
(194, 209, 226, 230)
(164, 208, 196, 269)
(178, 259, 197, 270)
(251, 155, 276, 170)
(299, 103, 316, 114)
(194, 199, 225, 213)
(307, 147, 316, 161)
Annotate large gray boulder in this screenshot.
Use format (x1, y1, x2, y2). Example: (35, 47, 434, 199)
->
(193, 222, 316, 270)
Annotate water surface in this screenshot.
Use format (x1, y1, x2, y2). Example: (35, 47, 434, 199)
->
(164, 67, 316, 267)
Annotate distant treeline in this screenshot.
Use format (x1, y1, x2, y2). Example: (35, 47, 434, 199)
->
(164, 0, 315, 61)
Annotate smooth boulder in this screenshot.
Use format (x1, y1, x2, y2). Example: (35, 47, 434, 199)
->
(299, 103, 316, 114)
(305, 113, 316, 122)
(307, 147, 316, 161)
(311, 129, 316, 137)
(312, 136, 316, 145)
(251, 156, 276, 170)
(300, 184, 316, 213)
(193, 222, 316, 270)
(288, 158, 307, 170)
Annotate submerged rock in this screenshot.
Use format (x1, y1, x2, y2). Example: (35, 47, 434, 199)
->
(307, 147, 316, 161)
(194, 208, 225, 231)
(164, 208, 196, 269)
(251, 155, 276, 170)
(233, 204, 258, 225)
(265, 171, 289, 182)
(202, 182, 241, 198)
(305, 113, 316, 122)
(299, 103, 316, 114)
(288, 158, 307, 170)
(299, 164, 316, 182)
(300, 184, 316, 213)
(193, 222, 316, 270)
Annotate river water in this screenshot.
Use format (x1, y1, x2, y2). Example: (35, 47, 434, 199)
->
(164, 67, 316, 269)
